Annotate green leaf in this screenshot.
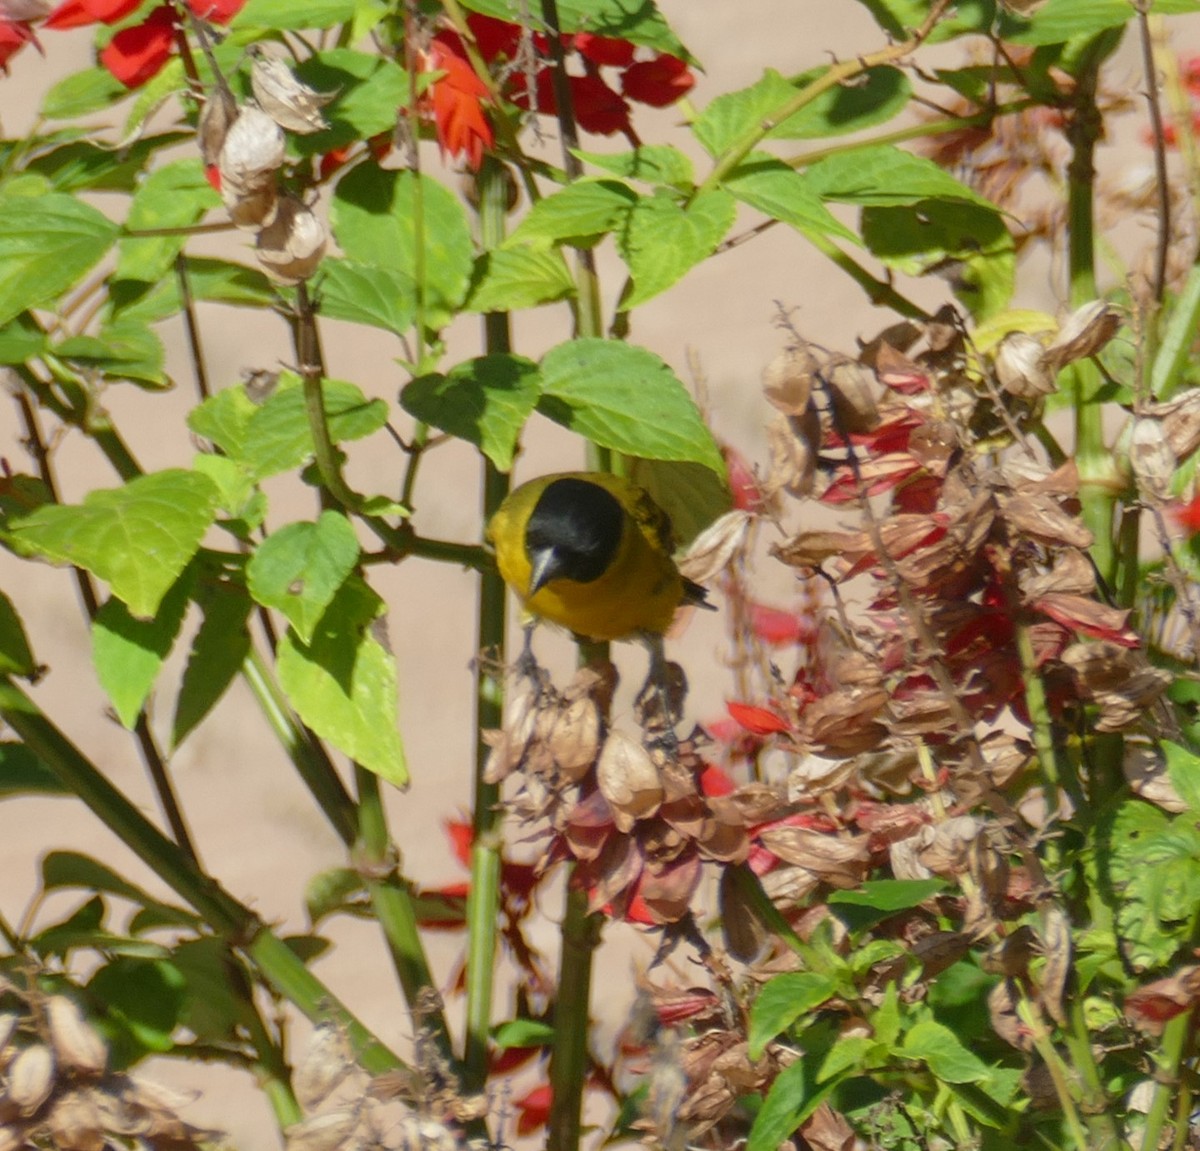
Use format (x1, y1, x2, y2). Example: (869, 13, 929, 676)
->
(0, 592, 35, 677)
(1005, 0, 1145, 44)
(627, 458, 732, 547)
(331, 167, 473, 330)
(537, 339, 723, 471)
(7, 469, 220, 619)
(42, 67, 127, 120)
(173, 575, 252, 748)
(25, 132, 191, 193)
(748, 1057, 831, 1151)
(89, 957, 187, 1057)
(0, 743, 69, 797)
(92, 569, 193, 729)
(187, 386, 258, 459)
(806, 144, 995, 208)
(305, 866, 370, 924)
(1164, 740, 1200, 812)
(291, 50, 410, 155)
(618, 189, 736, 307)
(319, 258, 416, 337)
(505, 180, 637, 249)
(191, 454, 261, 529)
(722, 154, 858, 245)
(460, 0, 692, 60)
(277, 577, 407, 785)
(748, 972, 838, 1059)
(850, 0, 997, 42)
(52, 318, 169, 389)
(900, 1018, 992, 1084)
(248, 512, 360, 644)
(818, 1034, 876, 1082)
(171, 937, 256, 1044)
(232, 0, 356, 28)
(465, 248, 576, 313)
(241, 373, 389, 480)
(0, 312, 47, 364)
(42, 850, 197, 925)
(493, 1019, 556, 1049)
(0, 193, 119, 328)
(575, 145, 695, 188)
(113, 257, 276, 325)
(115, 159, 219, 285)
(402, 355, 540, 472)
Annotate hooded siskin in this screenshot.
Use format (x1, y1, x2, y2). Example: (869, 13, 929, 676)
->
(487, 471, 710, 642)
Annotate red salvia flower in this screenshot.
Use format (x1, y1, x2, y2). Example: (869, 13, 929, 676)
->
(621, 53, 694, 107)
(184, 0, 242, 21)
(0, 19, 36, 71)
(466, 12, 521, 62)
(575, 31, 634, 67)
(44, 0, 138, 28)
(424, 34, 493, 169)
(726, 699, 791, 736)
(99, 3, 175, 88)
(570, 72, 632, 136)
(514, 1084, 552, 1136)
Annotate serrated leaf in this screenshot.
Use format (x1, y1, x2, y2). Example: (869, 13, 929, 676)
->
(465, 248, 575, 313)
(331, 167, 472, 331)
(806, 144, 995, 208)
(41, 67, 127, 120)
(618, 189, 735, 307)
(1164, 740, 1200, 812)
(7, 469, 220, 619)
(402, 355, 540, 472)
(52, 318, 168, 389)
(115, 159, 219, 286)
(537, 339, 723, 471)
(575, 145, 694, 188)
(26, 132, 191, 193)
(460, 0, 691, 59)
(43, 850, 197, 925)
(319, 258, 416, 337)
(232, 0, 355, 28)
(190, 454, 258, 522)
(0, 743, 69, 797)
(241, 373, 388, 479)
(0, 193, 119, 328)
(505, 179, 637, 249)
(248, 512, 360, 644)
(291, 50, 410, 156)
(748, 972, 838, 1059)
(93, 569, 193, 729)
(0, 592, 35, 676)
(900, 1018, 992, 1083)
(722, 154, 858, 245)
(187, 386, 258, 458)
(173, 576, 252, 747)
(277, 577, 407, 785)
(748, 1057, 832, 1151)
(113, 256, 277, 324)
(305, 866, 369, 924)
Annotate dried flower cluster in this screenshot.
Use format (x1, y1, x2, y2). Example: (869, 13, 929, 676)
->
(201, 49, 333, 284)
(0, 984, 216, 1151)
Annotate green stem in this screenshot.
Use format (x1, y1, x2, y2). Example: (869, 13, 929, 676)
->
(0, 675, 403, 1074)
(546, 881, 601, 1151)
(242, 647, 359, 845)
(1141, 1011, 1193, 1151)
(462, 157, 514, 1094)
(1016, 994, 1090, 1151)
(1151, 260, 1200, 400)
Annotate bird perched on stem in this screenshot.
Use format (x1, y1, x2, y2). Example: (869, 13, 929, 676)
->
(487, 472, 713, 703)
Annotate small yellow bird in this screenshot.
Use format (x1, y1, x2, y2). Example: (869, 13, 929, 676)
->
(487, 471, 712, 643)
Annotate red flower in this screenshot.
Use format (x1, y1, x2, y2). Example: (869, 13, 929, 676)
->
(424, 34, 493, 169)
(570, 72, 631, 135)
(1171, 492, 1200, 533)
(466, 12, 521, 62)
(724, 444, 762, 511)
(748, 600, 813, 647)
(99, 4, 175, 87)
(514, 1084, 552, 1136)
(575, 31, 634, 67)
(44, 0, 139, 28)
(726, 699, 791, 736)
(0, 19, 37, 71)
(621, 53, 694, 107)
(184, 0, 243, 22)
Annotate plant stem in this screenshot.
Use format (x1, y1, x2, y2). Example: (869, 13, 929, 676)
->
(546, 881, 601, 1151)
(0, 675, 403, 1074)
(1141, 1010, 1193, 1151)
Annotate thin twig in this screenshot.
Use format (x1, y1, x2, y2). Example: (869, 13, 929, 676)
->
(1134, 1, 1171, 304)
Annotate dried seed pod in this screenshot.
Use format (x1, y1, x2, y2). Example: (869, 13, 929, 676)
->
(1038, 902, 1071, 1026)
(544, 691, 601, 782)
(46, 1090, 105, 1151)
(7, 1043, 54, 1116)
(219, 105, 286, 196)
(45, 997, 106, 1077)
(250, 51, 337, 134)
(198, 86, 238, 168)
(393, 1114, 462, 1151)
(677, 509, 752, 585)
(293, 1022, 355, 1112)
(225, 181, 279, 230)
(764, 411, 816, 499)
(1043, 300, 1120, 371)
(994, 331, 1055, 398)
(255, 196, 327, 284)
(285, 1109, 360, 1151)
(825, 358, 879, 432)
(597, 730, 662, 832)
(0, 1015, 18, 1064)
(0, 1125, 24, 1151)
(762, 346, 816, 415)
(1130, 416, 1175, 501)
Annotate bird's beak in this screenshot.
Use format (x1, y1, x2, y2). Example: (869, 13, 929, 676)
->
(528, 547, 559, 595)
